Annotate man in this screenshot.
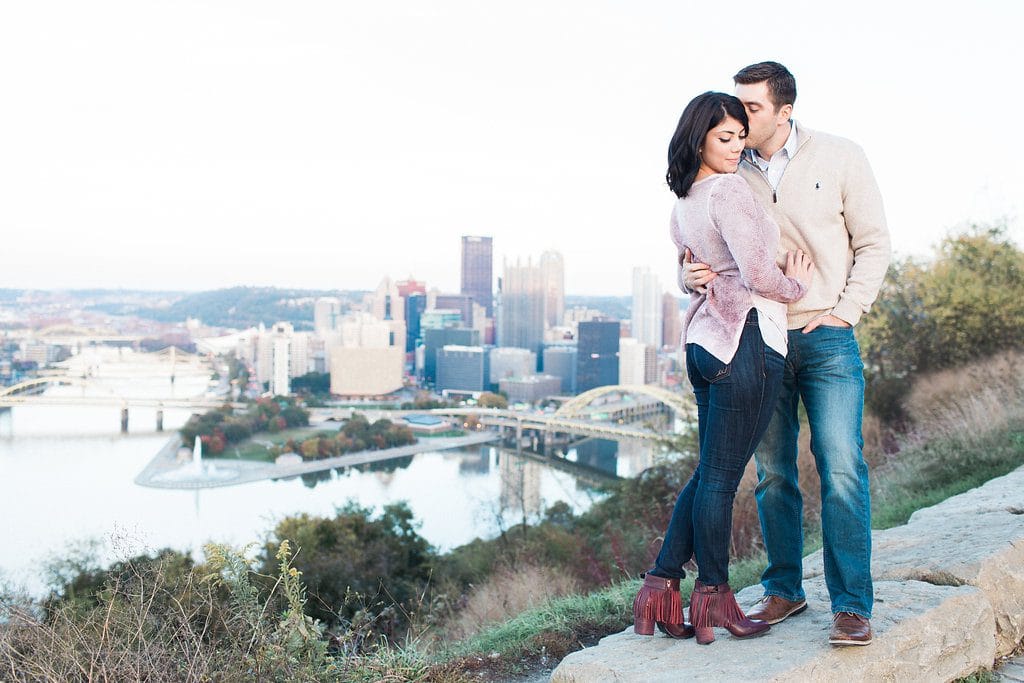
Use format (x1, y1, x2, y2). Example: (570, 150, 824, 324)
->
(682, 61, 890, 645)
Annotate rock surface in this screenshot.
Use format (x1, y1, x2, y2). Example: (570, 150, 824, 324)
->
(552, 464, 1024, 681)
(803, 465, 1024, 655)
(551, 579, 993, 682)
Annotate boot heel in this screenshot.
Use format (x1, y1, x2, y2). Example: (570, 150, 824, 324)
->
(634, 617, 655, 636)
(694, 626, 715, 644)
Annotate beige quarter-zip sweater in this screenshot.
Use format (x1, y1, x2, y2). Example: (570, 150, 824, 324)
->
(737, 124, 890, 329)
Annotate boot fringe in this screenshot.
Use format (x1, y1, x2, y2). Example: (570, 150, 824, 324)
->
(688, 588, 713, 628)
(688, 580, 769, 642)
(632, 582, 683, 624)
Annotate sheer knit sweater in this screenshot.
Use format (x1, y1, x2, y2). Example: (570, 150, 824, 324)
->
(670, 173, 807, 363)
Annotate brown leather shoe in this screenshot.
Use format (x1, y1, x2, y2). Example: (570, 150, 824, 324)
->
(829, 612, 872, 646)
(746, 595, 808, 625)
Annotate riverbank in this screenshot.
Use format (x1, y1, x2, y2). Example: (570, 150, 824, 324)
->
(134, 431, 501, 489)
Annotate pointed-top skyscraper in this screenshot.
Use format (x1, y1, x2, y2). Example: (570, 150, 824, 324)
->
(499, 256, 545, 356)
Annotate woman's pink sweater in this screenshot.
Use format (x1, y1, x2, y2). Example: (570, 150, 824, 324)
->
(670, 173, 807, 363)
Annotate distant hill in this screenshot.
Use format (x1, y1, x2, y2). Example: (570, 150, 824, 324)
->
(88, 287, 366, 330)
(564, 295, 632, 321)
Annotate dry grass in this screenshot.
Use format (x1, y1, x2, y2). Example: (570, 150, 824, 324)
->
(0, 560, 220, 682)
(901, 350, 1024, 446)
(442, 564, 580, 643)
(0, 542, 340, 682)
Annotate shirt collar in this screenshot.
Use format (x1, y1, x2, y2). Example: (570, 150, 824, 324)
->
(746, 120, 799, 166)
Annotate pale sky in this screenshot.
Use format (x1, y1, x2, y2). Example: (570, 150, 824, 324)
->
(1, 1, 1021, 296)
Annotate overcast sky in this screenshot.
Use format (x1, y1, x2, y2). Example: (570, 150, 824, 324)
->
(1, 1, 1021, 296)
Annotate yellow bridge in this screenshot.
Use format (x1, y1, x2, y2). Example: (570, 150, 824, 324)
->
(385, 384, 697, 442)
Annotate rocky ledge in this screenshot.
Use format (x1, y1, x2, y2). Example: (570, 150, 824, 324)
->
(552, 464, 1024, 682)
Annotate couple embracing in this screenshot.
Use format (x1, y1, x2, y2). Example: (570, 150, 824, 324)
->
(632, 62, 890, 647)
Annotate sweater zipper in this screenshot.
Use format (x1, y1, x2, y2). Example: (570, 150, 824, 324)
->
(748, 129, 809, 203)
(750, 163, 778, 203)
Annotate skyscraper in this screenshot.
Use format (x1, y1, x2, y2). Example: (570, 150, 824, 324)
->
(461, 236, 493, 316)
(662, 292, 683, 349)
(542, 345, 578, 394)
(619, 338, 646, 386)
(436, 345, 489, 394)
(631, 267, 663, 348)
(489, 347, 537, 387)
(396, 278, 426, 300)
(313, 297, 341, 336)
(371, 276, 404, 322)
(329, 312, 404, 397)
(619, 338, 658, 385)
(435, 293, 474, 327)
(577, 320, 620, 391)
(421, 322, 479, 385)
(499, 257, 545, 355)
(540, 250, 565, 328)
(255, 321, 295, 396)
(405, 293, 427, 353)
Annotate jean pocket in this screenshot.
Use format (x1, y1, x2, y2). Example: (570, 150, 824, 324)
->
(689, 344, 732, 384)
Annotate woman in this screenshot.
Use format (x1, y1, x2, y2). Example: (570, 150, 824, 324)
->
(632, 92, 814, 645)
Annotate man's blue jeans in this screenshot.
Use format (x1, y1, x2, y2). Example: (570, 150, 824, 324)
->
(653, 310, 784, 585)
(754, 325, 873, 618)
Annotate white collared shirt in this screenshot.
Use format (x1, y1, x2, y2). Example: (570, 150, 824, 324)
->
(749, 121, 799, 191)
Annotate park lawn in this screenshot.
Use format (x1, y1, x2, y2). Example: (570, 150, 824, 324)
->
(418, 429, 467, 438)
(211, 426, 339, 462)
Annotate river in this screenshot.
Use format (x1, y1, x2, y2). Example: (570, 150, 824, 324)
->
(0, 351, 668, 595)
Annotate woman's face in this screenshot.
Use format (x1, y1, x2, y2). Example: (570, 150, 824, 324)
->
(700, 115, 746, 175)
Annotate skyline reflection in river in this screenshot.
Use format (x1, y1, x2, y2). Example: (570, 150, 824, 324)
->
(0, 402, 646, 595)
(1, 350, 677, 595)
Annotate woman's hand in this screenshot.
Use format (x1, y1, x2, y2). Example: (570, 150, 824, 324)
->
(681, 248, 717, 293)
(784, 249, 815, 289)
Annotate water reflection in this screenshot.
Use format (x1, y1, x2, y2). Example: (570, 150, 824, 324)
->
(574, 438, 619, 474)
(498, 451, 543, 518)
(457, 446, 491, 475)
(1, 390, 683, 597)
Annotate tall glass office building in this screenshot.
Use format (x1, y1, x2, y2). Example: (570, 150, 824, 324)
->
(576, 320, 620, 392)
(461, 236, 493, 316)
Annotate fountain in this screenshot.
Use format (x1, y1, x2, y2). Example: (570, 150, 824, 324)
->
(151, 436, 240, 487)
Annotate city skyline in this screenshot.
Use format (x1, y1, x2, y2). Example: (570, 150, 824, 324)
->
(2, 3, 1021, 295)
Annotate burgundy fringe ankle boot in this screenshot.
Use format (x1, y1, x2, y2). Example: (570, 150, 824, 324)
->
(688, 580, 770, 644)
(632, 574, 694, 638)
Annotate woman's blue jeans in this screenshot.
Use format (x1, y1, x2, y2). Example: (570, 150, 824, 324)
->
(653, 310, 784, 585)
(754, 325, 873, 618)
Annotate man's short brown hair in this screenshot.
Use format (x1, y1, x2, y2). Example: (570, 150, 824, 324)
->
(734, 61, 797, 111)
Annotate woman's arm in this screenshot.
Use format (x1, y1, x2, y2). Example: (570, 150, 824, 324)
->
(709, 175, 808, 304)
(669, 209, 689, 294)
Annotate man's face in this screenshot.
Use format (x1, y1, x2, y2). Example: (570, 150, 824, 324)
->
(734, 81, 789, 150)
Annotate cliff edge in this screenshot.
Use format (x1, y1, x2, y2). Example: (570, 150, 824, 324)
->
(552, 464, 1024, 682)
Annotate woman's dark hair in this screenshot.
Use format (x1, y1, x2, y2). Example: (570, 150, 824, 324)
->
(666, 91, 748, 198)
